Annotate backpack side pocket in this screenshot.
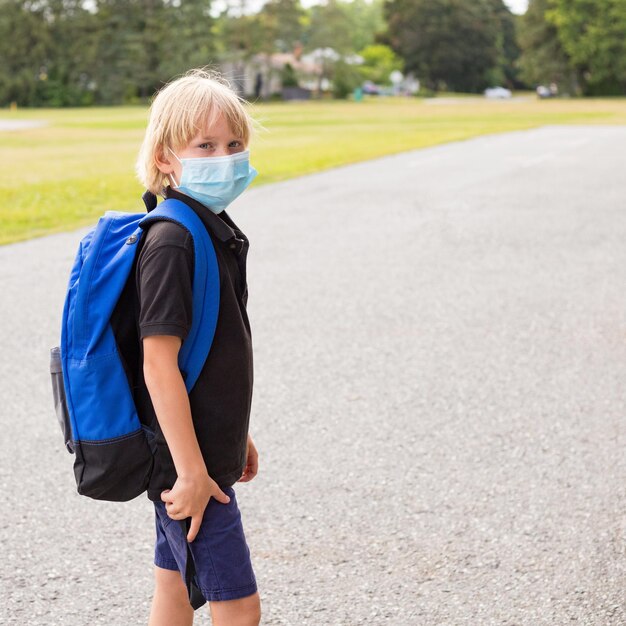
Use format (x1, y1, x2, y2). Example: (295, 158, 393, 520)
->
(50, 347, 74, 454)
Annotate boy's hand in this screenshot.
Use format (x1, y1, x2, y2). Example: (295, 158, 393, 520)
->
(238, 434, 259, 483)
(161, 473, 230, 542)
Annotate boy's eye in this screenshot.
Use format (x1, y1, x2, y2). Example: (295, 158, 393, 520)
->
(229, 140, 242, 148)
(199, 142, 213, 150)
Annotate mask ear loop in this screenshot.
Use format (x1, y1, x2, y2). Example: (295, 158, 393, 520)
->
(166, 148, 183, 188)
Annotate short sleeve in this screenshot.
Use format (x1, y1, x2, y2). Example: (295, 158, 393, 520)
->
(136, 221, 194, 341)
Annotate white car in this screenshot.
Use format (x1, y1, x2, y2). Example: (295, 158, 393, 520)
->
(484, 86, 512, 99)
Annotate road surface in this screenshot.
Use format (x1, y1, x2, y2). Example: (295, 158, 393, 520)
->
(1, 125, 625, 625)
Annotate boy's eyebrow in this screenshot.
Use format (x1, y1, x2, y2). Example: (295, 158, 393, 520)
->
(199, 134, 243, 141)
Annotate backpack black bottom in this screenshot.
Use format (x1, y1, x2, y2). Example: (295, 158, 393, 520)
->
(74, 428, 154, 502)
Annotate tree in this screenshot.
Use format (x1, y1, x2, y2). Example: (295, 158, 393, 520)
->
(331, 59, 362, 98)
(92, 0, 216, 104)
(213, 0, 264, 94)
(158, 1, 218, 89)
(0, 1, 50, 106)
(0, 0, 100, 106)
(517, 0, 578, 92)
(384, 0, 504, 93)
(0, 0, 391, 106)
(258, 0, 304, 54)
(485, 0, 521, 88)
(547, 0, 626, 94)
(91, 0, 158, 103)
(302, 0, 354, 93)
(0, 0, 219, 106)
(340, 0, 386, 52)
(37, 0, 99, 106)
(358, 44, 403, 86)
(249, 0, 305, 97)
(304, 0, 354, 55)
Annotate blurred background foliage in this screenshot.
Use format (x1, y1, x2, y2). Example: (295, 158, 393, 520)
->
(0, 0, 625, 106)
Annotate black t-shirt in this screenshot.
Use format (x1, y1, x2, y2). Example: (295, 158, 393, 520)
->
(112, 188, 253, 501)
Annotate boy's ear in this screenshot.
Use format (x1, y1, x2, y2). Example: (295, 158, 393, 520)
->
(155, 147, 175, 174)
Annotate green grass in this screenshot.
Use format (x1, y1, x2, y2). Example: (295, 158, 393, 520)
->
(2, 96, 626, 245)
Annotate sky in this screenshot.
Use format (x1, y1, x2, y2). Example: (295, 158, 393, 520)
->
(504, 0, 529, 14)
(298, 0, 529, 12)
(213, 0, 529, 18)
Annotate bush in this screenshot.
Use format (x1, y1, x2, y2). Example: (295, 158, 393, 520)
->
(358, 44, 403, 86)
(281, 63, 299, 88)
(332, 60, 362, 99)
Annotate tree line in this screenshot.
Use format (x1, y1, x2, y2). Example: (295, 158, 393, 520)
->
(0, 0, 386, 105)
(516, 0, 626, 96)
(1, 0, 624, 107)
(385, 0, 626, 95)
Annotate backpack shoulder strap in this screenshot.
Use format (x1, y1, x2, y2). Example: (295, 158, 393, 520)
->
(139, 198, 220, 393)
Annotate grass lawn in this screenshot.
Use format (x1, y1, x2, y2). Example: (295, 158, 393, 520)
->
(1, 95, 626, 245)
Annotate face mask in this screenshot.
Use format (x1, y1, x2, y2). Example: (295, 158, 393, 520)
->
(170, 150, 257, 213)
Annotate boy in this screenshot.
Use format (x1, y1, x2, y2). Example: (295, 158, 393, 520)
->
(128, 69, 261, 626)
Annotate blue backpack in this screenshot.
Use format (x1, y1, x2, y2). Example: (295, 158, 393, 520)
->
(50, 198, 220, 503)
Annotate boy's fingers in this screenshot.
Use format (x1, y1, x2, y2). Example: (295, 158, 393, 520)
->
(187, 516, 201, 542)
(160, 489, 173, 503)
(214, 487, 231, 504)
(165, 509, 182, 521)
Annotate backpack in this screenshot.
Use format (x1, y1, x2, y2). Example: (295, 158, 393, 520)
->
(49, 198, 220, 503)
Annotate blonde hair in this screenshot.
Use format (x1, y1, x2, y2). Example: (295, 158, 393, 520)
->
(136, 68, 254, 194)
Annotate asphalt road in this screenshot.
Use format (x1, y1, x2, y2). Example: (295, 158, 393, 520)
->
(1, 125, 625, 625)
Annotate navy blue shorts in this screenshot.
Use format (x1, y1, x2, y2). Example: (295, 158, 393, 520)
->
(154, 486, 257, 602)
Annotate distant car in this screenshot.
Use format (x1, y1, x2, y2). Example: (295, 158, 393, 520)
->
(536, 84, 558, 99)
(484, 86, 512, 99)
(362, 81, 381, 95)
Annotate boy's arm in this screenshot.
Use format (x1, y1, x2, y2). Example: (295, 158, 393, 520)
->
(143, 334, 230, 541)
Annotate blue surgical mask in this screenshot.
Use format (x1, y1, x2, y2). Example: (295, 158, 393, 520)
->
(170, 150, 257, 213)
